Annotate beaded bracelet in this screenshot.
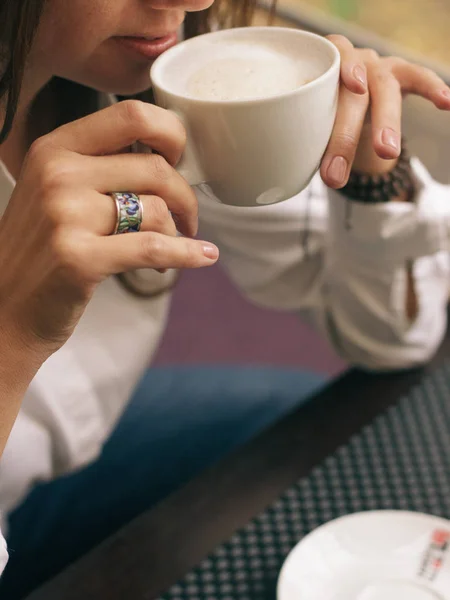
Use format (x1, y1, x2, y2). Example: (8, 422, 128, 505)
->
(340, 142, 415, 204)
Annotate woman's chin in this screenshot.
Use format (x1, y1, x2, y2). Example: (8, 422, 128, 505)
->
(73, 69, 154, 97)
(98, 77, 153, 97)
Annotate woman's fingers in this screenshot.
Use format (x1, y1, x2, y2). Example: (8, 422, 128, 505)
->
(327, 34, 368, 94)
(85, 192, 178, 237)
(74, 152, 199, 237)
(320, 83, 370, 188)
(367, 64, 403, 159)
(389, 59, 450, 110)
(321, 43, 450, 186)
(44, 100, 186, 166)
(94, 232, 219, 273)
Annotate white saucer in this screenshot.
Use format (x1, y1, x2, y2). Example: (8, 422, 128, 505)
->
(277, 511, 450, 600)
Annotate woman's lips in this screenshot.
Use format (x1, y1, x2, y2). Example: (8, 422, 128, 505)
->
(115, 33, 178, 60)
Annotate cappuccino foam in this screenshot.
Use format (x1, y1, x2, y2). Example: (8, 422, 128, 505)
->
(186, 42, 312, 102)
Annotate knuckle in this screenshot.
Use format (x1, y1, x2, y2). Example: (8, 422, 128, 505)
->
(25, 137, 59, 176)
(44, 196, 79, 227)
(120, 99, 148, 124)
(183, 187, 199, 218)
(373, 69, 389, 83)
(139, 233, 165, 262)
(385, 56, 406, 69)
(41, 194, 62, 226)
(332, 131, 358, 154)
(119, 99, 152, 136)
(422, 66, 438, 80)
(27, 137, 52, 164)
(149, 153, 172, 183)
(36, 156, 78, 195)
(149, 196, 170, 228)
(166, 112, 187, 160)
(51, 231, 81, 270)
(327, 34, 351, 48)
(182, 240, 197, 267)
(374, 69, 400, 91)
(50, 231, 95, 284)
(363, 49, 380, 63)
(171, 185, 198, 231)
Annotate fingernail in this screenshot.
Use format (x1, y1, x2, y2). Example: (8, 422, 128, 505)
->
(201, 243, 219, 260)
(352, 65, 367, 88)
(441, 89, 450, 99)
(327, 156, 348, 186)
(381, 127, 400, 152)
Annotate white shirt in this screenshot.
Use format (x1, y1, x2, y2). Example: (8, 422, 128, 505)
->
(1, 154, 450, 574)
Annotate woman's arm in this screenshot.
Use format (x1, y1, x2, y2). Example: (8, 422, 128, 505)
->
(0, 100, 217, 460)
(0, 100, 220, 572)
(0, 325, 44, 457)
(323, 160, 450, 369)
(197, 159, 450, 371)
(0, 328, 47, 577)
(199, 42, 450, 371)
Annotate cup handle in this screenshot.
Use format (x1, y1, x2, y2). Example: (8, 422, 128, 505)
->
(169, 110, 206, 187)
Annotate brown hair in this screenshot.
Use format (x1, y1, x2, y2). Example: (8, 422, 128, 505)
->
(0, 0, 45, 142)
(0, 0, 274, 142)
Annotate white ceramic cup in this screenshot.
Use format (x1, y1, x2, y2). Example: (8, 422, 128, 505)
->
(150, 27, 340, 207)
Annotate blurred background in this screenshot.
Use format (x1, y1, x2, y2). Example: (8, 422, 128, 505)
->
(258, 0, 450, 184)
(154, 1, 450, 376)
(277, 0, 450, 67)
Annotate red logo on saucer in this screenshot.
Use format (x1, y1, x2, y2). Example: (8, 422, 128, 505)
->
(419, 529, 450, 582)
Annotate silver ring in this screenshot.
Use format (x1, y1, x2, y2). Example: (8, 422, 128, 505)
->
(110, 192, 144, 235)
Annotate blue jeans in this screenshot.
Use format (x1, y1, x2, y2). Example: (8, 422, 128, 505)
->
(0, 366, 325, 599)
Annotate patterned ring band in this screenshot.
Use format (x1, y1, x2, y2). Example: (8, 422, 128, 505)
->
(110, 192, 144, 235)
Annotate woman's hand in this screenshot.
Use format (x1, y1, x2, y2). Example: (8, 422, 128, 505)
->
(0, 100, 219, 358)
(321, 35, 450, 188)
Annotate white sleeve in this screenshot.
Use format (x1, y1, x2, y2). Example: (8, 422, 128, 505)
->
(0, 529, 7, 576)
(0, 345, 110, 515)
(197, 159, 450, 371)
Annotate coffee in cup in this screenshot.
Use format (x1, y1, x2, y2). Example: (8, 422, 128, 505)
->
(186, 41, 314, 102)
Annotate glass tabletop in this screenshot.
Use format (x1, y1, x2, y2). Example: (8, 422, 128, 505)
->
(278, 0, 450, 67)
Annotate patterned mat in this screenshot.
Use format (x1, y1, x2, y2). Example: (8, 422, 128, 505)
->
(160, 362, 450, 600)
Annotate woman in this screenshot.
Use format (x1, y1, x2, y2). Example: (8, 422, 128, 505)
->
(1, 0, 450, 595)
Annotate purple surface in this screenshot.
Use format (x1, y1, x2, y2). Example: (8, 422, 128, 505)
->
(153, 264, 346, 376)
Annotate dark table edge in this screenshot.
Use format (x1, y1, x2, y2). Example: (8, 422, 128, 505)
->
(25, 326, 450, 600)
